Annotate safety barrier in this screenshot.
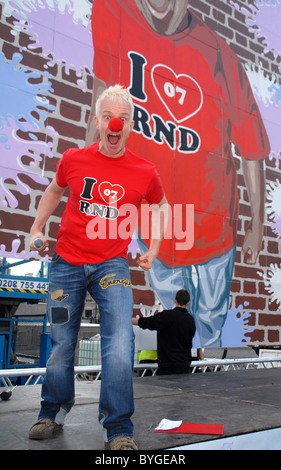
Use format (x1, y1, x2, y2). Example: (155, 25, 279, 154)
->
(1, 357, 281, 387)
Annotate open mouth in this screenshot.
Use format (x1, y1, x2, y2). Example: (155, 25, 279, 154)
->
(108, 133, 121, 146)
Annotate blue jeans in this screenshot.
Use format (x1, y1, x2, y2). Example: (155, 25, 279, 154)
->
(137, 238, 236, 347)
(39, 253, 135, 442)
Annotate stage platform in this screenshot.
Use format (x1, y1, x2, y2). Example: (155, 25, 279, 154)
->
(1, 368, 281, 451)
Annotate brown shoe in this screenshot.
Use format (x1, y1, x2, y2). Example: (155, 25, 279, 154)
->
(29, 418, 63, 440)
(105, 436, 138, 450)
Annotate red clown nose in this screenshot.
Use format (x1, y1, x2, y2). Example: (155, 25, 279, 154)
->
(108, 117, 124, 132)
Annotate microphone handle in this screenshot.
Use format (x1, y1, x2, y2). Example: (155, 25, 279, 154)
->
(33, 238, 44, 249)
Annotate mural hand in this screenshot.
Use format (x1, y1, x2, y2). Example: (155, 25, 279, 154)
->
(242, 221, 263, 264)
(243, 246, 257, 264)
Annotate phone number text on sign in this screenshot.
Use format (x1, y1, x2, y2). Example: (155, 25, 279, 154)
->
(0, 278, 49, 291)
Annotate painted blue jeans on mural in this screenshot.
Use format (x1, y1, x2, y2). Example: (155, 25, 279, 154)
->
(39, 253, 135, 442)
(138, 238, 236, 348)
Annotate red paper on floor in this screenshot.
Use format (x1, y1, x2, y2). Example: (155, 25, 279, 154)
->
(154, 419, 224, 435)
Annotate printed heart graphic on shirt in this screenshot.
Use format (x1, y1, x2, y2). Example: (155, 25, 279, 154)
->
(99, 181, 125, 204)
(151, 64, 203, 123)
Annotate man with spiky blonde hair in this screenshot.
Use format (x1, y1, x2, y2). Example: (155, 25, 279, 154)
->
(29, 84, 167, 450)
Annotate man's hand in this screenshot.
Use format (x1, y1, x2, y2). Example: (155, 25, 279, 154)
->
(137, 250, 157, 271)
(137, 196, 168, 271)
(30, 232, 49, 252)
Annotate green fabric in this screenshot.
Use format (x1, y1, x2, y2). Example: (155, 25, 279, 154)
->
(138, 350, 157, 362)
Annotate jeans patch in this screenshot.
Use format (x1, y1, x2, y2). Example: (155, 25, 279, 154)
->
(50, 307, 69, 324)
(99, 274, 132, 290)
(51, 289, 69, 301)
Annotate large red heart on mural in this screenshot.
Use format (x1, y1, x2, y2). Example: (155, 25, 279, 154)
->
(99, 181, 125, 204)
(151, 65, 203, 123)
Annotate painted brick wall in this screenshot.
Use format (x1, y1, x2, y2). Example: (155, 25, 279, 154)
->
(187, 0, 281, 346)
(1, 0, 280, 347)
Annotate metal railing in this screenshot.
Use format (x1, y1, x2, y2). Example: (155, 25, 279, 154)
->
(1, 357, 281, 387)
(0, 364, 157, 387)
(190, 357, 281, 373)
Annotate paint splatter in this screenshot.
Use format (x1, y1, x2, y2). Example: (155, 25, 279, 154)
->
(3, 0, 92, 26)
(0, 119, 56, 209)
(0, 237, 51, 261)
(231, 0, 281, 60)
(7, 0, 93, 89)
(259, 264, 281, 310)
(139, 300, 163, 318)
(271, 215, 281, 238)
(266, 179, 281, 237)
(0, 50, 57, 212)
(127, 235, 141, 259)
(245, 64, 281, 167)
(232, 1, 281, 166)
(222, 298, 252, 346)
(0, 52, 55, 132)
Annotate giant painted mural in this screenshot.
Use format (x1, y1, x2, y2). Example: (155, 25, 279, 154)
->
(0, 0, 281, 348)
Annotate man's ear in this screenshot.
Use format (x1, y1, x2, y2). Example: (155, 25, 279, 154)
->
(94, 116, 100, 130)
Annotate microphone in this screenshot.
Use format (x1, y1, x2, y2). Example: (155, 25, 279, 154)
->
(108, 117, 124, 132)
(33, 238, 44, 249)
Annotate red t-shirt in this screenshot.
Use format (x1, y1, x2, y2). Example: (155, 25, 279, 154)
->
(91, 0, 270, 267)
(55, 143, 164, 265)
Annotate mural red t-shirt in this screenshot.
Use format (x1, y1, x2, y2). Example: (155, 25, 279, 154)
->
(91, 0, 270, 267)
(55, 143, 164, 265)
